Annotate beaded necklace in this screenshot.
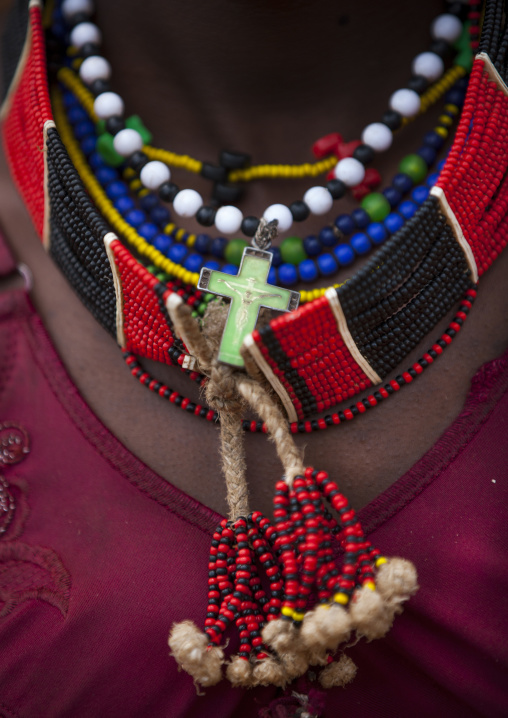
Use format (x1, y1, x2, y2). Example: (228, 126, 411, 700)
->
(2, 0, 506, 696)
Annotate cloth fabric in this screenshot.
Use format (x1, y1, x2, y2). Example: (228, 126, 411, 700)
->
(0, 231, 507, 717)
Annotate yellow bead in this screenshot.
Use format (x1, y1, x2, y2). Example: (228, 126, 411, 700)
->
(138, 188, 150, 198)
(333, 592, 349, 605)
(281, 606, 294, 618)
(364, 580, 376, 591)
(435, 126, 448, 139)
(129, 179, 142, 191)
(164, 223, 176, 235)
(445, 104, 459, 115)
(439, 115, 453, 127)
(175, 228, 185, 241)
(376, 556, 387, 567)
(293, 611, 305, 622)
(187, 234, 196, 248)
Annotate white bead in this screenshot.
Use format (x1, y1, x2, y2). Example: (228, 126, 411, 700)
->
(431, 14, 462, 43)
(79, 55, 111, 86)
(215, 206, 243, 234)
(263, 204, 293, 232)
(61, 0, 94, 20)
(333, 157, 365, 187)
(303, 186, 333, 215)
(113, 128, 143, 157)
(140, 161, 171, 190)
(361, 122, 393, 152)
(412, 52, 444, 82)
(93, 92, 124, 120)
(70, 22, 102, 49)
(173, 189, 203, 217)
(389, 88, 421, 118)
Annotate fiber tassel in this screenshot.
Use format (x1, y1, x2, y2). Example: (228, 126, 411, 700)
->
(319, 654, 358, 689)
(168, 621, 224, 687)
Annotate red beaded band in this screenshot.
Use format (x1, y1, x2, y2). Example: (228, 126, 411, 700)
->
(1, 3, 52, 238)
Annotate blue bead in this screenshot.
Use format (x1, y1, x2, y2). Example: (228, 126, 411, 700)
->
(411, 185, 429, 204)
(319, 226, 337, 246)
(298, 259, 318, 282)
(267, 267, 277, 285)
(96, 166, 117, 185)
(63, 91, 78, 109)
(204, 259, 220, 271)
(89, 151, 106, 169)
(423, 130, 444, 150)
(52, 20, 66, 39)
(67, 106, 88, 124)
(268, 247, 282, 267)
(366, 222, 387, 245)
(114, 196, 135, 214)
(138, 222, 159, 241)
(124, 209, 147, 227)
(150, 205, 171, 225)
(383, 187, 402, 208)
(317, 253, 338, 276)
(417, 146, 436, 166)
(278, 263, 298, 285)
(392, 173, 413, 194)
(211, 236, 228, 258)
(303, 234, 321, 256)
(80, 136, 97, 157)
(426, 172, 440, 187)
(154, 234, 172, 254)
(169, 244, 188, 263)
(351, 208, 370, 229)
(105, 181, 128, 199)
(384, 212, 404, 234)
(335, 214, 355, 235)
(445, 88, 465, 107)
(333, 244, 355, 266)
(194, 234, 211, 254)
(184, 253, 203, 272)
(222, 264, 238, 276)
(139, 193, 158, 211)
(437, 159, 446, 171)
(74, 120, 95, 140)
(350, 232, 371, 255)
(398, 200, 418, 219)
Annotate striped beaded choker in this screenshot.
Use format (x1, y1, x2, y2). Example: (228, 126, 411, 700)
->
(2, 0, 507, 694)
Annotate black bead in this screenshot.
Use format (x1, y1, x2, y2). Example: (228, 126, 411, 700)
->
(196, 205, 217, 226)
(289, 200, 310, 222)
(381, 110, 402, 131)
(67, 11, 90, 27)
(80, 42, 100, 58)
(212, 183, 243, 203)
(186, 402, 196, 413)
(105, 116, 125, 136)
(353, 143, 374, 165)
(158, 182, 180, 203)
(326, 179, 347, 199)
(201, 162, 228, 182)
(128, 151, 149, 172)
(89, 78, 111, 96)
(407, 75, 428, 95)
(429, 39, 452, 58)
(241, 216, 259, 237)
(219, 150, 251, 169)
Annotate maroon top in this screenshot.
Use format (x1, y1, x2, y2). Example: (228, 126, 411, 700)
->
(0, 238, 507, 717)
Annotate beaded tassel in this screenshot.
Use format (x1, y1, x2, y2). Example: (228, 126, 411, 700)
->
(167, 295, 418, 689)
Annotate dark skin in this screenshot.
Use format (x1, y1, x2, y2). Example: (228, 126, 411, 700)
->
(1, 0, 507, 517)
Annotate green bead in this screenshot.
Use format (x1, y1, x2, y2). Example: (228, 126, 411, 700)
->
(96, 132, 124, 167)
(146, 265, 157, 274)
(280, 236, 307, 264)
(399, 154, 427, 183)
(361, 192, 391, 222)
(95, 119, 106, 136)
(125, 115, 153, 145)
(224, 238, 248, 266)
(197, 303, 207, 316)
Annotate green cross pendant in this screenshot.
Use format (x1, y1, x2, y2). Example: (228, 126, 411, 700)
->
(198, 247, 300, 367)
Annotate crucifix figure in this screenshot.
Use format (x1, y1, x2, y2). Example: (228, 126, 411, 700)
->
(198, 247, 300, 367)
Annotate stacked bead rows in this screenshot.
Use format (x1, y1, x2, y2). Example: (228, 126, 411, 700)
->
(169, 465, 417, 689)
(58, 73, 468, 287)
(122, 286, 476, 432)
(57, 0, 467, 239)
(436, 57, 508, 275)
